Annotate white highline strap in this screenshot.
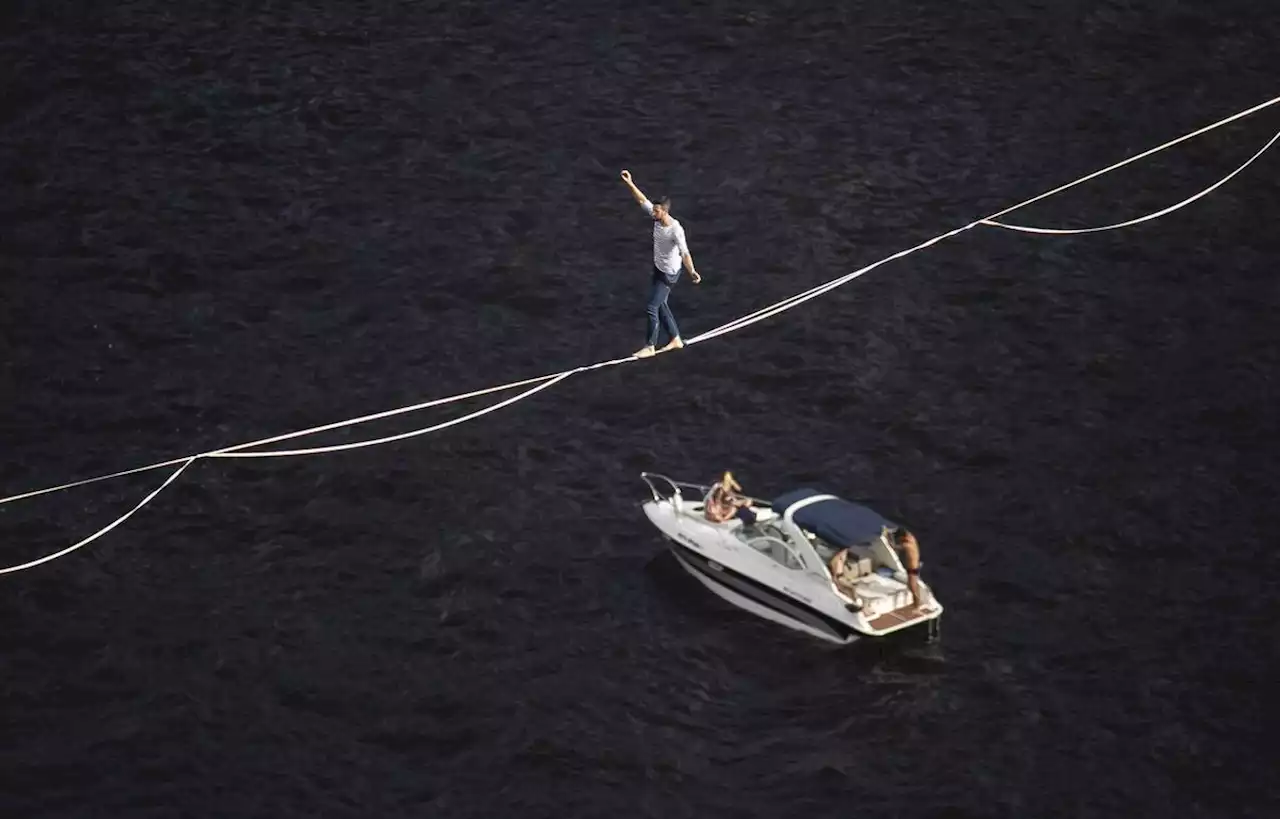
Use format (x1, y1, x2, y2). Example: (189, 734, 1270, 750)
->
(0, 458, 197, 575)
(2, 94, 1277, 575)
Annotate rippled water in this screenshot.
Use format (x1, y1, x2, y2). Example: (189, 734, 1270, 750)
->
(2, 2, 1278, 816)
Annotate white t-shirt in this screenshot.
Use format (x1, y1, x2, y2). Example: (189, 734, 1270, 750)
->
(642, 199, 690, 277)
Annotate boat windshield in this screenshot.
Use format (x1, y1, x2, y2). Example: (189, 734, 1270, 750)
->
(736, 524, 805, 570)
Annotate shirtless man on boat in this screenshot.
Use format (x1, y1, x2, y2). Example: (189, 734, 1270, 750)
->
(829, 526, 928, 611)
(892, 528, 925, 610)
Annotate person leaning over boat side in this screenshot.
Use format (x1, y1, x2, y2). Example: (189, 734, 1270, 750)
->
(618, 169, 702, 359)
(704, 471, 756, 525)
(891, 528, 925, 610)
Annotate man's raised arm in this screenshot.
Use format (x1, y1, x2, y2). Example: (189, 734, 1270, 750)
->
(619, 169, 648, 206)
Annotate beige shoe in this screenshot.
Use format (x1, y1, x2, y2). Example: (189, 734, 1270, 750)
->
(633, 346, 656, 358)
(658, 337, 684, 353)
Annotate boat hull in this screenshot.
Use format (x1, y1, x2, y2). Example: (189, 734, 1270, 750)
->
(667, 539, 859, 644)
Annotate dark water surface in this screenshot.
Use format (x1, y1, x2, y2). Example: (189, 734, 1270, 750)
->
(3, 1, 1278, 816)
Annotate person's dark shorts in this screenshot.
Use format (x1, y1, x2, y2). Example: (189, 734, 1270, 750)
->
(735, 506, 757, 525)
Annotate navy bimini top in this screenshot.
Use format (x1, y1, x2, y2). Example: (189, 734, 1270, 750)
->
(771, 488, 896, 548)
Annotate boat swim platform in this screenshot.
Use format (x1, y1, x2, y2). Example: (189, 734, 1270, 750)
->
(868, 604, 938, 631)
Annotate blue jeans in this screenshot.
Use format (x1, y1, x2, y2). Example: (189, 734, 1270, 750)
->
(646, 267, 680, 347)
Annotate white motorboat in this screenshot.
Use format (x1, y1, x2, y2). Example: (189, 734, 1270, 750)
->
(639, 473, 943, 644)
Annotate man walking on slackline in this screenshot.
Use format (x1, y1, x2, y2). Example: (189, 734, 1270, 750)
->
(619, 169, 702, 358)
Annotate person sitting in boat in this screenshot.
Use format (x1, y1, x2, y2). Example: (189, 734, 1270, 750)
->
(828, 548, 864, 594)
(704, 471, 757, 525)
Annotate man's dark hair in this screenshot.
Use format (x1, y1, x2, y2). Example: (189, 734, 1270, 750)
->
(655, 196, 672, 210)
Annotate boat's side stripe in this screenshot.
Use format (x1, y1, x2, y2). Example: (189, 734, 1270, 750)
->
(669, 541, 855, 641)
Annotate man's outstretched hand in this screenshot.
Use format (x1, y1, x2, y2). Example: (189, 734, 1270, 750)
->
(620, 169, 632, 183)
